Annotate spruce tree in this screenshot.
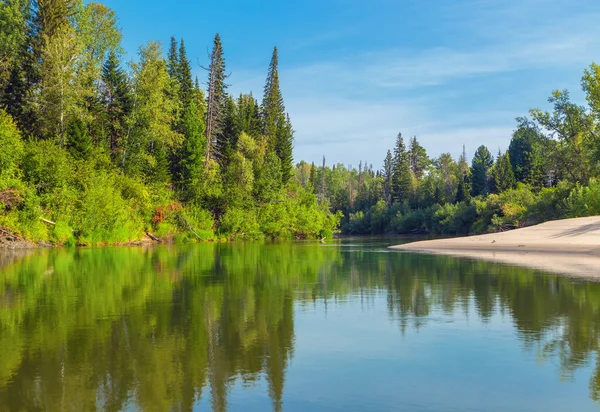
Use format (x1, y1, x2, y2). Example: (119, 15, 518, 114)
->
(491, 151, 516, 193)
(178, 39, 193, 109)
(408, 136, 428, 179)
(276, 113, 293, 184)
(204, 33, 228, 163)
(67, 117, 92, 160)
(391, 133, 412, 203)
(177, 100, 206, 200)
(470, 145, 493, 197)
(167, 36, 179, 78)
(383, 149, 393, 205)
(309, 162, 316, 191)
(101, 50, 131, 158)
(237, 93, 262, 138)
(262, 46, 285, 148)
(215, 94, 238, 165)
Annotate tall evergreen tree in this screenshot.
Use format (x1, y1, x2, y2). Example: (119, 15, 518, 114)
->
(391, 133, 412, 203)
(470, 145, 494, 197)
(66, 117, 91, 160)
(408, 136, 429, 179)
(275, 113, 293, 184)
(167, 35, 178, 78)
(101, 50, 131, 157)
(176, 100, 206, 200)
(382, 149, 393, 205)
(309, 162, 316, 192)
(236, 93, 261, 138)
(204, 33, 228, 163)
(491, 150, 516, 193)
(262, 46, 285, 148)
(215, 94, 238, 165)
(178, 38, 193, 109)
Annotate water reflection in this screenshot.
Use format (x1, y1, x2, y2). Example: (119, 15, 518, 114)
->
(0, 241, 599, 410)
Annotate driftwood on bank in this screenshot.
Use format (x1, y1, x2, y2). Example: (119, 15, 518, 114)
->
(39, 218, 56, 226)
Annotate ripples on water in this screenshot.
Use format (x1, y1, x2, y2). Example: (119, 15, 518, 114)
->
(0, 238, 599, 411)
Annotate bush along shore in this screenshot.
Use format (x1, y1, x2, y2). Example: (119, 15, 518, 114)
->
(0, 2, 340, 247)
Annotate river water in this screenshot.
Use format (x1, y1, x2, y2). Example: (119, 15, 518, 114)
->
(0, 238, 599, 411)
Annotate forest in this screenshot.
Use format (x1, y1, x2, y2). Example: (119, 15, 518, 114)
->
(2, 1, 600, 245)
(0, 0, 340, 245)
(297, 65, 600, 235)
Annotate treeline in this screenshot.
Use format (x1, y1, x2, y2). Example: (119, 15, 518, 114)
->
(0, 0, 339, 245)
(295, 64, 600, 235)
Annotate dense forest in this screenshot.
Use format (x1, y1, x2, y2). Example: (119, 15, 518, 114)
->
(295, 64, 600, 235)
(2, 1, 600, 245)
(0, 0, 339, 245)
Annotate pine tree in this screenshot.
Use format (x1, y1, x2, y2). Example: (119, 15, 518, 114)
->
(167, 36, 178, 78)
(177, 100, 206, 200)
(456, 144, 471, 201)
(66, 117, 92, 160)
(178, 38, 193, 109)
(262, 46, 285, 148)
(309, 162, 316, 192)
(236, 93, 261, 138)
(276, 113, 293, 184)
(491, 151, 516, 193)
(392, 133, 412, 203)
(382, 149, 393, 205)
(408, 136, 428, 179)
(455, 174, 470, 203)
(470, 145, 493, 197)
(101, 50, 131, 158)
(204, 33, 228, 163)
(215, 94, 238, 165)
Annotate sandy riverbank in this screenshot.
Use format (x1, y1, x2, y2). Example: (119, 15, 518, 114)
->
(389, 217, 600, 278)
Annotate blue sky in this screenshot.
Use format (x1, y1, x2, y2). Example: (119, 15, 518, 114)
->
(100, 0, 600, 168)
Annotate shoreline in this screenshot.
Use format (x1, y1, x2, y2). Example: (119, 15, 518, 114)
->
(389, 216, 600, 279)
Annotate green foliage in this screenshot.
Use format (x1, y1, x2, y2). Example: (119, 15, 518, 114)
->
(66, 117, 92, 160)
(0, 109, 23, 177)
(471, 145, 493, 197)
(564, 178, 600, 218)
(0, 4, 338, 245)
(490, 151, 516, 193)
(392, 133, 413, 203)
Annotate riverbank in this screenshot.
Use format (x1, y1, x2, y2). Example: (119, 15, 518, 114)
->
(389, 216, 600, 278)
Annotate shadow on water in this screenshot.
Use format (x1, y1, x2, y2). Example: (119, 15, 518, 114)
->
(0, 239, 599, 410)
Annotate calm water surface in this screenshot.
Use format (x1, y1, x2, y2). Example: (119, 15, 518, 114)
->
(1, 238, 600, 411)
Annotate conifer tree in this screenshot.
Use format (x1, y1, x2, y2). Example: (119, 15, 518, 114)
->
(215, 94, 238, 165)
(456, 144, 471, 201)
(176, 100, 206, 200)
(408, 136, 428, 179)
(66, 117, 92, 160)
(262, 46, 285, 148)
(178, 38, 193, 109)
(276, 113, 293, 184)
(383, 149, 393, 205)
(491, 150, 516, 193)
(204, 33, 228, 163)
(101, 50, 131, 157)
(391, 133, 412, 203)
(236, 93, 261, 138)
(470, 145, 493, 197)
(167, 35, 178, 78)
(309, 162, 316, 191)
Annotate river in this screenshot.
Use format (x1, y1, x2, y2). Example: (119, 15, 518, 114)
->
(0, 237, 599, 411)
